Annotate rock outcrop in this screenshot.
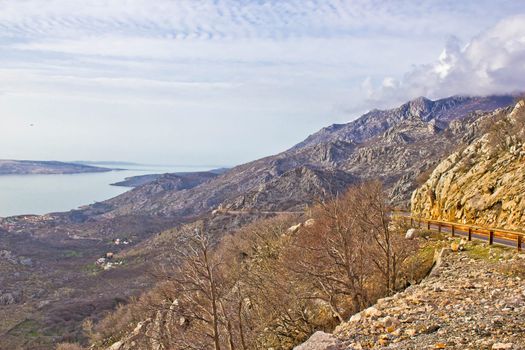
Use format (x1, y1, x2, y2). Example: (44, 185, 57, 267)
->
(299, 243, 525, 349)
(412, 100, 525, 229)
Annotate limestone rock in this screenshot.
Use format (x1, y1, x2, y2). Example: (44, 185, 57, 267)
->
(287, 223, 302, 233)
(328, 244, 525, 349)
(363, 306, 382, 318)
(405, 228, 417, 239)
(412, 101, 525, 230)
(293, 331, 342, 350)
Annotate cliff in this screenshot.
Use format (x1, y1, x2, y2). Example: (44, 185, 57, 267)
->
(411, 100, 525, 229)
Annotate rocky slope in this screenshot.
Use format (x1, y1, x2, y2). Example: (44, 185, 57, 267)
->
(0, 160, 110, 175)
(46, 94, 514, 226)
(411, 100, 525, 229)
(298, 243, 525, 350)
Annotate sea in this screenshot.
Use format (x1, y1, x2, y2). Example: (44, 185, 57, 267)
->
(0, 163, 213, 217)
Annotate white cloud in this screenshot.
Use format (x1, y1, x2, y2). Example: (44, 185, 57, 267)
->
(0, 1, 524, 164)
(364, 15, 525, 108)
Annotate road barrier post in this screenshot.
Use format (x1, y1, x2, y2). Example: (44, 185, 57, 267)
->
(489, 230, 494, 245)
(427, 221, 430, 230)
(451, 225, 455, 237)
(518, 235, 522, 252)
(438, 223, 441, 234)
(410, 218, 414, 226)
(468, 227, 472, 241)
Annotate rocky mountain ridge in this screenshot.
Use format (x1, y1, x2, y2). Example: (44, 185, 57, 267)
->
(49, 94, 515, 227)
(411, 100, 525, 229)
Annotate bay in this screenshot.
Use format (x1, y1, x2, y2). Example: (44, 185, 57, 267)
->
(0, 164, 212, 217)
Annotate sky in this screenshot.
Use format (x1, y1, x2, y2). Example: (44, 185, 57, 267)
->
(0, 0, 524, 166)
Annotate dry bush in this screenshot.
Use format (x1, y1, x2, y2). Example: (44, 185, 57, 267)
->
(92, 183, 420, 350)
(219, 215, 316, 349)
(289, 182, 418, 322)
(415, 167, 434, 185)
(499, 257, 525, 278)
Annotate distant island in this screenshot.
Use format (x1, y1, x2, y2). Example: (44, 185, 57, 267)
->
(0, 160, 112, 175)
(71, 160, 141, 167)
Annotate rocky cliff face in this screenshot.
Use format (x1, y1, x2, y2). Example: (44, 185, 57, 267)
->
(412, 100, 525, 229)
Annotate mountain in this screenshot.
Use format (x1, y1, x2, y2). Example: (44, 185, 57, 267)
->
(0, 94, 517, 349)
(58, 94, 514, 226)
(412, 100, 525, 229)
(0, 160, 111, 175)
(294, 95, 514, 148)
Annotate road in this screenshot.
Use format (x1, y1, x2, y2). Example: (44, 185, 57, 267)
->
(405, 217, 524, 250)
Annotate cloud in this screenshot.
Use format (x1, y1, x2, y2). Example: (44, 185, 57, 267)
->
(364, 15, 525, 107)
(0, 0, 522, 42)
(0, 1, 524, 164)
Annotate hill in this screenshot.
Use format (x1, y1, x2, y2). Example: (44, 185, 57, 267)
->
(0, 160, 111, 175)
(54, 94, 515, 226)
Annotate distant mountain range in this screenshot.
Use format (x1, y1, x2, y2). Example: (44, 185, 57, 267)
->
(0, 160, 111, 175)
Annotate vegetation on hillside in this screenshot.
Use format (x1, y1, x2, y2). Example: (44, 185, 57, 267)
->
(79, 182, 429, 350)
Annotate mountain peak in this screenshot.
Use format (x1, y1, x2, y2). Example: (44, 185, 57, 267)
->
(292, 94, 515, 150)
(404, 96, 434, 117)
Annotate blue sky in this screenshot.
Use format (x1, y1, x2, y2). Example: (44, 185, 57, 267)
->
(0, 0, 524, 166)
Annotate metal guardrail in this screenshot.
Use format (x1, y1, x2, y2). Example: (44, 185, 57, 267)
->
(393, 210, 524, 251)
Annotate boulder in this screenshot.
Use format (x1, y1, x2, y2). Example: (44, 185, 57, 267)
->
(294, 331, 342, 350)
(108, 341, 123, 350)
(380, 316, 400, 329)
(287, 223, 302, 233)
(304, 219, 316, 228)
(405, 228, 417, 239)
(19, 257, 33, 266)
(492, 343, 513, 350)
(363, 306, 382, 318)
(349, 312, 362, 323)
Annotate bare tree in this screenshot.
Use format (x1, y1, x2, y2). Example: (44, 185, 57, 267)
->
(166, 223, 225, 350)
(289, 190, 373, 320)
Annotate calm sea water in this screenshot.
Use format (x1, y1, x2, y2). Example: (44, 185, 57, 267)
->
(0, 164, 212, 217)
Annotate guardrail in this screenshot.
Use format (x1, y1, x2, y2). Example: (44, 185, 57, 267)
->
(393, 210, 524, 252)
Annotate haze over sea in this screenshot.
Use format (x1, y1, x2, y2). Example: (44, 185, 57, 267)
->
(0, 163, 212, 217)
